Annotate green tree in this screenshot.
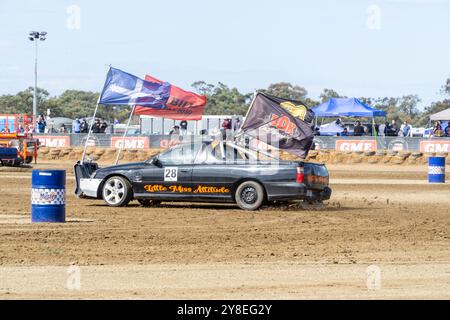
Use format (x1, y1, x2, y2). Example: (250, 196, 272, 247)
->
(398, 94, 421, 121)
(0, 87, 49, 115)
(319, 88, 345, 103)
(441, 78, 450, 95)
(191, 81, 250, 115)
(263, 82, 308, 101)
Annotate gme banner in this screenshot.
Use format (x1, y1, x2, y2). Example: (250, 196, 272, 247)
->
(420, 140, 450, 153)
(134, 75, 207, 120)
(335, 140, 377, 151)
(111, 136, 149, 149)
(35, 135, 70, 148)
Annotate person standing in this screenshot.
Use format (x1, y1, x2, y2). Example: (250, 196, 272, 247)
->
(444, 122, 450, 137)
(401, 121, 412, 137)
(433, 121, 444, 137)
(80, 119, 89, 133)
(92, 119, 101, 134)
(353, 121, 365, 136)
(73, 119, 81, 134)
(378, 122, 386, 137)
(179, 120, 188, 136)
(169, 125, 180, 136)
(387, 120, 398, 136)
(99, 119, 108, 133)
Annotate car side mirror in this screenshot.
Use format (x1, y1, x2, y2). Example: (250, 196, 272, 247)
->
(150, 157, 162, 168)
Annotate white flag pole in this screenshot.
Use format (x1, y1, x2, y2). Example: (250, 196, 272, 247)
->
(81, 65, 111, 164)
(115, 104, 136, 165)
(81, 96, 101, 164)
(234, 90, 259, 140)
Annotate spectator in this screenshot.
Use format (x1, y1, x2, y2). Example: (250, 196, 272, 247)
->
(386, 120, 398, 136)
(313, 126, 320, 136)
(169, 125, 180, 136)
(444, 122, 450, 137)
(341, 127, 349, 136)
(80, 119, 89, 133)
(378, 122, 386, 137)
(234, 118, 241, 131)
(179, 120, 188, 136)
(1, 126, 11, 133)
(16, 124, 25, 133)
(73, 119, 81, 133)
(92, 119, 101, 134)
(400, 121, 412, 137)
(59, 124, 67, 133)
(222, 118, 232, 130)
(99, 119, 108, 133)
(221, 118, 232, 139)
(37, 115, 46, 133)
(433, 121, 444, 137)
(353, 121, 365, 136)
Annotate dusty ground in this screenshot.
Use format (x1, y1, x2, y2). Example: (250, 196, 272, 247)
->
(0, 160, 449, 299)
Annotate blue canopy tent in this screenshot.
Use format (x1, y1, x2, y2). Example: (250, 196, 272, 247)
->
(312, 98, 387, 136)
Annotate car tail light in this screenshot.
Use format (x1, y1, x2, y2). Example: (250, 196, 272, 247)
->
(296, 166, 304, 183)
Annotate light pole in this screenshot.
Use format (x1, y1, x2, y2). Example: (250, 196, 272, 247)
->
(28, 31, 47, 126)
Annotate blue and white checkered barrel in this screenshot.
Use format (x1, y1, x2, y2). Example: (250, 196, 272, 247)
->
(31, 170, 66, 222)
(428, 157, 446, 184)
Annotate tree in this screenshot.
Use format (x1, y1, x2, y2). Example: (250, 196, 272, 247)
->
(191, 81, 250, 115)
(263, 82, 308, 101)
(0, 87, 49, 115)
(398, 94, 421, 121)
(319, 88, 345, 103)
(441, 78, 450, 95)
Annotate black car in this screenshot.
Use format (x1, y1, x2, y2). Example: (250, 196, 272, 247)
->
(74, 140, 331, 210)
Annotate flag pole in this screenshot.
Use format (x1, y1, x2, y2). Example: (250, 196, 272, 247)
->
(81, 96, 101, 164)
(81, 65, 111, 164)
(233, 91, 259, 140)
(115, 104, 136, 165)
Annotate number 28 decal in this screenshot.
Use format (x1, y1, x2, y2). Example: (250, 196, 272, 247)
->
(164, 167, 178, 182)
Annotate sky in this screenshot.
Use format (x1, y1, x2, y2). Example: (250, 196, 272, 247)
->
(0, 0, 449, 109)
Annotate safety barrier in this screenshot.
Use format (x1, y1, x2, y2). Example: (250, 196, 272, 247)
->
(34, 134, 450, 152)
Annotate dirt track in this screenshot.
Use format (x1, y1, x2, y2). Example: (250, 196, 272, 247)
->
(0, 161, 449, 299)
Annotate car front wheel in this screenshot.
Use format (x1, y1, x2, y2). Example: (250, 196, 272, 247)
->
(102, 176, 133, 207)
(235, 181, 265, 210)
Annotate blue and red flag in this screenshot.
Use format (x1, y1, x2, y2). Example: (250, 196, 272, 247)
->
(99, 67, 171, 108)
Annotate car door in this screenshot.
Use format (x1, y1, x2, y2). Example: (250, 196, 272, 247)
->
(136, 143, 201, 199)
(190, 142, 244, 200)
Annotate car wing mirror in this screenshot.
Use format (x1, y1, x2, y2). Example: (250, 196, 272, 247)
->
(150, 157, 162, 168)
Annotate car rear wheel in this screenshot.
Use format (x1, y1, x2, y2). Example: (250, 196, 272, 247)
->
(235, 181, 265, 210)
(138, 199, 162, 207)
(102, 176, 132, 207)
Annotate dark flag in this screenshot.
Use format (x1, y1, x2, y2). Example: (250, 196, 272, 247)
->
(240, 92, 315, 158)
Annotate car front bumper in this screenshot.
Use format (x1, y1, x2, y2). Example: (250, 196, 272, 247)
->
(78, 178, 103, 198)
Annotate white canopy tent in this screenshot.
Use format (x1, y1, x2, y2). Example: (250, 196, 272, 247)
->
(430, 108, 450, 121)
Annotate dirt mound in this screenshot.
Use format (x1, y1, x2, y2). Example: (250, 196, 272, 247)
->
(37, 147, 163, 163)
(36, 146, 448, 166)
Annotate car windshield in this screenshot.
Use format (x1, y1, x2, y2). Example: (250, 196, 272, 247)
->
(154, 142, 203, 165)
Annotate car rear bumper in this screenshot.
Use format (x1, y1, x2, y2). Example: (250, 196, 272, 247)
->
(266, 182, 331, 202)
